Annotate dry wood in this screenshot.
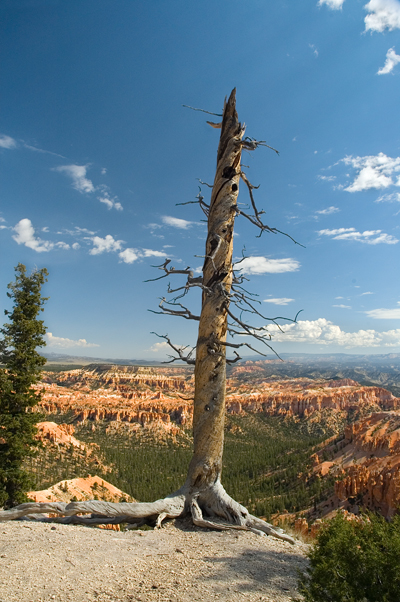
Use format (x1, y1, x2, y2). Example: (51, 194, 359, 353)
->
(0, 90, 294, 544)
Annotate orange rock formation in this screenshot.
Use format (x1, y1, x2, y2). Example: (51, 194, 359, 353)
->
(28, 474, 133, 504)
(36, 365, 399, 436)
(315, 412, 400, 518)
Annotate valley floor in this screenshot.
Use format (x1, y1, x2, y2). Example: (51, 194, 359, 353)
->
(0, 519, 308, 602)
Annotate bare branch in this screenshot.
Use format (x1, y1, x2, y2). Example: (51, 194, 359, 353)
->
(197, 178, 213, 189)
(241, 137, 279, 155)
(182, 104, 222, 117)
(149, 298, 200, 321)
(220, 340, 267, 357)
(226, 351, 242, 365)
(151, 333, 196, 365)
(207, 121, 222, 129)
(176, 188, 209, 217)
(144, 259, 195, 283)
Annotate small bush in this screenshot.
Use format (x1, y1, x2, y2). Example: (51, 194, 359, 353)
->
(298, 512, 400, 602)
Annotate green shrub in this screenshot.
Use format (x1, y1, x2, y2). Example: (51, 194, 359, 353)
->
(298, 512, 400, 602)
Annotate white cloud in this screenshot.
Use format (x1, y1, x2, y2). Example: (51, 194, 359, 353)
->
(364, 0, 400, 32)
(46, 332, 99, 349)
(361, 291, 374, 295)
(342, 153, 400, 192)
(365, 307, 400, 318)
(377, 47, 400, 73)
(0, 134, 17, 149)
(333, 304, 352, 309)
(98, 194, 123, 211)
(12, 219, 54, 253)
(54, 164, 95, 193)
(141, 249, 167, 257)
(236, 256, 301, 275)
(119, 248, 140, 264)
(55, 241, 70, 250)
(315, 206, 340, 215)
(309, 44, 319, 57)
(162, 216, 193, 229)
(267, 318, 400, 348)
(264, 298, 294, 306)
(89, 235, 123, 255)
(318, 0, 345, 8)
(72, 242, 80, 250)
(318, 227, 398, 244)
(101, 168, 107, 175)
(150, 341, 171, 353)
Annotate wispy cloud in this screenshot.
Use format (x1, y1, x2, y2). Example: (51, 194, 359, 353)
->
(46, 332, 99, 348)
(333, 304, 352, 309)
(264, 298, 294, 305)
(318, 227, 398, 244)
(161, 216, 194, 229)
(315, 206, 340, 215)
(360, 291, 374, 295)
(309, 44, 319, 57)
(236, 256, 301, 275)
(317, 175, 337, 182)
(377, 46, 400, 73)
(12, 218, 55, 253)
(0, 134, 17, 149)
(318, 0, 345, 9)
(376, 192, 400, 202)
(54, 164, 95, 193)
(364, 0, 400, 33)
(365, 307, 400, 318)
(89, 235, 124, 255)
(23, 143, 66, 158)
(267, 317, 400, 348)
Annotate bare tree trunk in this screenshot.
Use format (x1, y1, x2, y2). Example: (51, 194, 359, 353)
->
(187, 89, 243, 490)
(0, 90, 294, 543)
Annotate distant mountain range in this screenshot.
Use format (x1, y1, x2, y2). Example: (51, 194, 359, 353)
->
(43, 351, 400, 396)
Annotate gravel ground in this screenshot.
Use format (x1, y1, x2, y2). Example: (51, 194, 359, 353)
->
(0, 519, 308, 602)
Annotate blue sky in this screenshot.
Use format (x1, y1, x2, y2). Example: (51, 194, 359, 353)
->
(1, 0, 400, 359)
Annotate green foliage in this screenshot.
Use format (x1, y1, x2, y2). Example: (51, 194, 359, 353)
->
(0, 263, 48, 508)
(44, 414, 327, 516)
(298, 512, 400, 602)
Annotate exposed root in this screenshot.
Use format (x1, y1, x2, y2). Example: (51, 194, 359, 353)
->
(0, 493, 186, 526)
(0, 484, 294, 543)
(192, 483, 295, 544)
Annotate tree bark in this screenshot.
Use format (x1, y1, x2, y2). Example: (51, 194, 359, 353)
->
(187, 89, 244, 490)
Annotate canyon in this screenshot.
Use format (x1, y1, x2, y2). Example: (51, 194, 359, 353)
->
(37, 363, 399, 432)
(313, 411, 400, 519)
(32, 362, 400, 522)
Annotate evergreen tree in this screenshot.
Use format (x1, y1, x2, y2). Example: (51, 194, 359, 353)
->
(298, 512, 400, 602)
(0, 263, 48, 508)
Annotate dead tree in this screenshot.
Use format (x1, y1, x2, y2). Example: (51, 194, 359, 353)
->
(0, 90, 295, 543)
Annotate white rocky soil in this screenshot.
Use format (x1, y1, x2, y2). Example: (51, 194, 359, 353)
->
(0, 519, 308, 602)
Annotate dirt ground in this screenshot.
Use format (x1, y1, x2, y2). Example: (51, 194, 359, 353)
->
(0, 519, 308, 602)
